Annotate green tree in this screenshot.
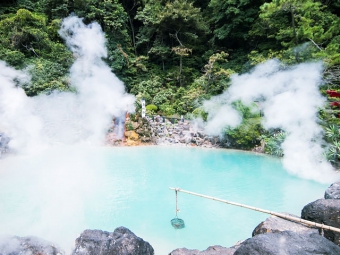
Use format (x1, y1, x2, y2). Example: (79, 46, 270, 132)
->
(251, 0, 340, 63)
(0, 8, 72, 94)
(136, 0, 208, 85)
(38, 0, 70, 20)
(208, 0, 265, 48)
(201, 51, 234, 94)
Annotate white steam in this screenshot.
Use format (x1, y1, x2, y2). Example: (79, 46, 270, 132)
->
(0, 15, 135, 252)
(204, 59, 339, 183)
(0, 16, 134, 152)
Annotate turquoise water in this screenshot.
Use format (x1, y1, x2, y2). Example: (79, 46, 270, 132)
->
(0, 146, 328, 254)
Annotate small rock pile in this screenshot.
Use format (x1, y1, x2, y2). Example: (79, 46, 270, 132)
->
(107, 116, 221, 148)
(147, 116, 220, 148)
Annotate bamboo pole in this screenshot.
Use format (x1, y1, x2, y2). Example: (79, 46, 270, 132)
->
(169, 187, 340, 234)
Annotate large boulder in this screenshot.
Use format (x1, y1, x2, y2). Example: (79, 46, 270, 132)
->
(72, 227, 154, 255)
(301, 198, 340, 245)
(252, 214, 318, 236)
(234, 231, 340, 255)
(169, 245, 239, 255)
(325, 182, 340, 199)
(0, 236, 63, 254)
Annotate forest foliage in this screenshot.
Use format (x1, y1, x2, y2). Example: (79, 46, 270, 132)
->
(1, 0, 340, 155)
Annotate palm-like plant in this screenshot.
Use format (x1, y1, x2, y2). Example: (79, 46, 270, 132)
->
(325, 141, 340, 163)
(325, 125, 340, 142)
(325, 125, 340, 165)
(260, 131, 286, 157)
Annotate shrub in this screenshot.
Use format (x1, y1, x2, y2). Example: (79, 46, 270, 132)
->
(223, 117, 263, 150)
(146, 104, 158, 115)
(146, 104, 158, 111)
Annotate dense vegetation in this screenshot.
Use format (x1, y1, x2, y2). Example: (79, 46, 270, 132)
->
(1, 0, 340, 160)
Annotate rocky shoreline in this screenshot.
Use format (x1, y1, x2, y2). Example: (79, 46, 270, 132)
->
(1, 182, 340, 255)
(106, 116, 223, 149)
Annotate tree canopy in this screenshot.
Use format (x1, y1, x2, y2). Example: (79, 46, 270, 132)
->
(0, 0, 340, 148)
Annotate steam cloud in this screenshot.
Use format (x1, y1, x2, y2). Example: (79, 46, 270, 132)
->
(0, 15, 135, 252)
(204, 59, 339, 183)
(0, 16, 135, 153)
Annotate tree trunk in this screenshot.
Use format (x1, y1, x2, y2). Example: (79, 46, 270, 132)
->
(128, 15, 137, 55)
(179, 55, 182, 86)
(290, 5, 299, 62)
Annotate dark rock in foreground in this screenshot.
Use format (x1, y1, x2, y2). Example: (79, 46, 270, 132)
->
(301, 198, 340, 245)
(169, 245, 239, 255)
(234, 231, 340, 255)
(252, 214, 318, 236)
(325, 182, 340, 199)
(72, 226, 154, 255)
(0, 236, 63, 255)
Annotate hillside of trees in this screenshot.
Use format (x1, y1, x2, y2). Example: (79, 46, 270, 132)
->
(1, 0, 340, 159)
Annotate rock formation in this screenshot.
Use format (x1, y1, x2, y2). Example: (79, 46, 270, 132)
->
(169, 245, 240, 255)
(107, 115, 221, 148)
(0, 236, 64, 255)
(234, 231, 340, 255)
(325, 182, 340, 199)
(72, 226, 154, 255)
(252, 214, 318, 236)
(301, 198, 340, 245)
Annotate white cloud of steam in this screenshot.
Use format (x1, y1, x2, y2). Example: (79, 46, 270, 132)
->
(0, 15, 136, 253)
(204, 103, 241, 136)
(0, 62, 44, 152)
(204, 59, 339, 183)
(0, 16, 135, 153)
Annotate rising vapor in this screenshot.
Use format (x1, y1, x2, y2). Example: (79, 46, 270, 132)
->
(204, 59, 339, 183)
(0, 16, 135, 251)
(0, 16, 135, 153)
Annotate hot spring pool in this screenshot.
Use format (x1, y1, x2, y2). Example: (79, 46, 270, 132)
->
(0, 146, 329, 254)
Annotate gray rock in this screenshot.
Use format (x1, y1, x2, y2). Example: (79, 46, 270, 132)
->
(179, 137, 186, 143)
(141, 136, 151, 142)
(72, 227, 154, 255)
(169, 245, 239, 255)
(0, 236, 63, 255)
(169, 247, 200, 255)
(301, 198, 340, 245)
(197, 131, 205, 139)
(183, 125, 190, 131)
(195, 138, 203, 146)
(234, 231, 340, 255)
(325, 182, 340, 199)
(252, 214, 318, 236)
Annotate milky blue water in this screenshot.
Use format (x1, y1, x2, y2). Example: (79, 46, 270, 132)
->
(0, 146, 328, 254)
